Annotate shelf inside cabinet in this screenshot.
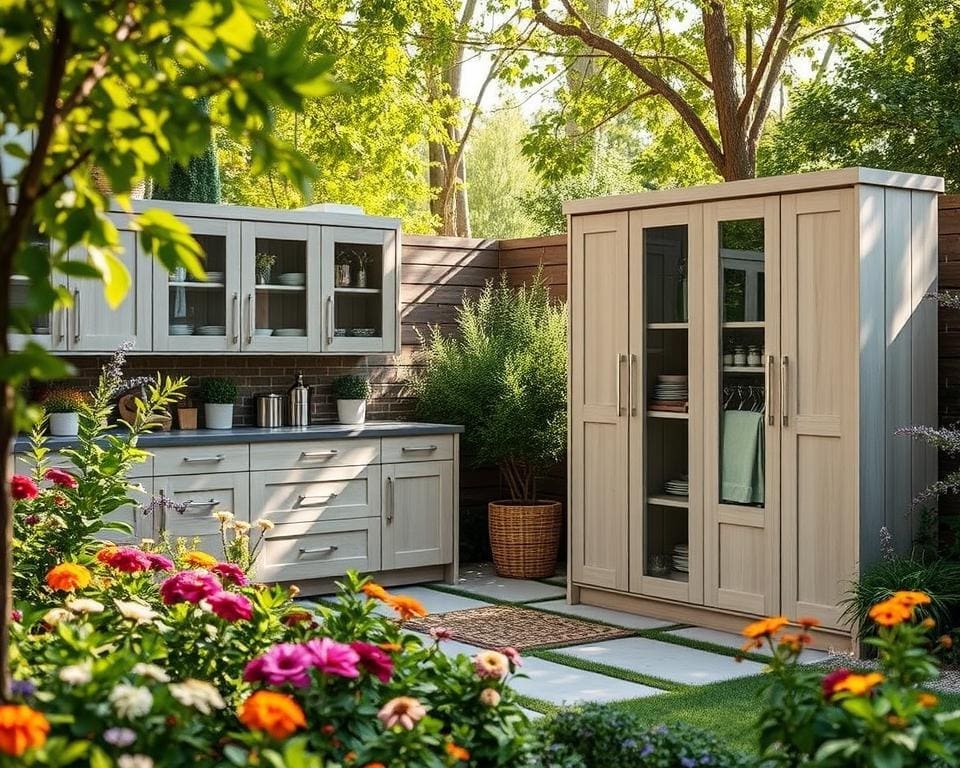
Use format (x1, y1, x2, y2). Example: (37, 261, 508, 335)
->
(722, 321, 765, 329)
(168, 281, 226, 289)
(335, 287, 382, 295)
(648, 494, 689, 508)
(647, 322, 688, 331)
(647, 410, 688, 420)
(256, 284, 306, 293)
(723, 366, 764, 374)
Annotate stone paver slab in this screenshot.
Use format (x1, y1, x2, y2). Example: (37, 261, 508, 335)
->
(451, 563, 567, 603)
(368, 586, 492, 617)
(531, 600, 673, 630)
(553, 636, 766, 685)
(666, 626, 829, 664)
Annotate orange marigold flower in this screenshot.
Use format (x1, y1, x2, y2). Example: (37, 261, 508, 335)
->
(377, 642, 402, 653)
(779, 633, 809, 652)
(96, 546, 118, 564)
(886, 714, 908, 728)
(939, 634, 954, 649)
(740, 638, 764, 653)
(238, 691, 306, 740)
(386, 594, 428, 622)
(869, 599, 913, 627)
(45, 563, 91, 592)
(742, 616, 789, 639)
(362, 582, 391, 601)
(893, 591, 932, 608)
(363, 764, 386, 768)
(919, 693, 939, 708)
(446, 742, 471, 762)
(183, 550, 218, 569)
(0, 704, 50, 756)
(832, 672, 884, 696)
(797, 616, 821, 629)
(922, 617, 937, 630)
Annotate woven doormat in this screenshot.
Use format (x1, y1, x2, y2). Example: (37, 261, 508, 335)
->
(406, 604, 633, 651)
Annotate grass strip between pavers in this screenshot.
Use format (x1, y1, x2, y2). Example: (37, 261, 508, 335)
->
(418, 583, 517, 605)
(515, 694, 563, 717)
(516, 602, 687, 634)
(530, 649, 689, 692)
(636, 628, 772, 665)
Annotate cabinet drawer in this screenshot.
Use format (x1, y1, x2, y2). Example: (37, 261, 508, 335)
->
(250, 439, 379, 471)
(151, 444, 249, 475)
(14, 452, 152, 479)
(251, 466, 380, 526)
(380, 434, 453, 464)
(258, 518, 381, 583)
(153, 473, 249, 559)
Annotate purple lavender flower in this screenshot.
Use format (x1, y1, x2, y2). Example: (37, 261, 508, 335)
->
(640, 743, 654, 758)
(11, 679, 36, 698)
(681, 758, 696, 768)
(103, 727, 137, 747)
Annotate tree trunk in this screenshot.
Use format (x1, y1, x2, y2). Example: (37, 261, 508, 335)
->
(455, 153, 470, 237)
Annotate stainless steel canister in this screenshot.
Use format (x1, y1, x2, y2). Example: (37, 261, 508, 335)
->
(255, 393, 284, 427)
(287, 371, 310, 426)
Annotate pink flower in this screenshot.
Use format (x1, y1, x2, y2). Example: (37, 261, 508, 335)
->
(430, 627, 454, 641)
(378, 696, 427, 730)
(211, 562, 247, 586)
(245, 644, 314, 687)
(44, 468, 77, 489)
(23, 514, 40, 526)
(206, 591, 253, 622)
(101, 547, 153, 573)
(304, 638, 360, 679)
(501, 646, 523, 668)
(349, 641, 393, 683)
(160, 570, 222, 605)
(146, 553, 174, 571)
(11, 475, 38, 501)
(10, 610, 22, 623)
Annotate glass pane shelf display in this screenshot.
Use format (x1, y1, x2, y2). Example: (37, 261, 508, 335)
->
(718, 218, 766, 509)
(333, 240, 383, 339)
(11, 233, 54, 344)
(643, 224, 690, 582)
(167, 233, 227, 340)
(253, 236, 308, 338)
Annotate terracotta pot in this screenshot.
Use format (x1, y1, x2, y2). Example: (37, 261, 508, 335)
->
(177, 407, 198, 430)
(488, 499, 563, 579)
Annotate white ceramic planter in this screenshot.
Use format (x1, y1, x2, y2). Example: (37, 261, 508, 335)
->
(204, 403, 234, 430)
(337, 399, 366, 425)
(48, 412, 79, 436)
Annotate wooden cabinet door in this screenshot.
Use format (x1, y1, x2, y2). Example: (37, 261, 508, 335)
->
(780, 189, 859, 629)
(69, 221, 152, 352)
(154, 473, 249, 560)
(381, 460, 453, 570)
(569, 212, 630, 591)
(702, 197, 780, 615)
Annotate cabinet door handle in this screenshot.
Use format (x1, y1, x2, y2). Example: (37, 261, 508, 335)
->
(182, 499, 220, 512)
(326, 296, 334, 345)
(630, 354, 639, 416)
(781, 355, 789, 426)
(300, 449, 339, 459)
(765, 354, 775, 425)
(401, 445, 437, 453)
(58, 301, 66, 344)
(299, 545, 338, 556)
(183, 454, 225, 463)
(231, 293, 239, 343)
(296, 493, 338, 507)
(386, 475, 394, 522)
(73, 288, 81, 342)
(616, 353, 626, 415)
(246, 293, 253, 344)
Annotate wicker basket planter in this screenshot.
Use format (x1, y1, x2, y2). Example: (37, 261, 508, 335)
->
(488, 500, 563, 579)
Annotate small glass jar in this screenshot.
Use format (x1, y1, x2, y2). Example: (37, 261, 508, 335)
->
(733, 346, 747, 366)
(747, 345, 761, 366)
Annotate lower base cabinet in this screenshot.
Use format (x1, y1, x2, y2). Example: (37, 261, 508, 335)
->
(382, 461, 454, 570)
(258, 518, 382, 582)
(154, 473, 250, 560)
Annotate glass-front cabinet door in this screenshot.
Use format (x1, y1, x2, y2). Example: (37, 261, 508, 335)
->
(321, 227, 398, 353)
(240, 222, 320, 352)
(702, 197, 780, 615)
(9, 231, 65, 351)
(629, 206, 703, 604)
(152, 218, 241, 352)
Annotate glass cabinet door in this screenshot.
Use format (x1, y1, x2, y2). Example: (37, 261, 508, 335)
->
(629, 206, 703, 603)
(321, 226, 397, 353)
(9, 232, 65, 351)
(702, 197, 780, 615)
(152, 218, 241, 352)
(240, 222, 320, 352)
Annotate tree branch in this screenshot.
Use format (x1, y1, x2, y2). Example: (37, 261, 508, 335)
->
(738, 0, 786, 123)
(748, 14, 802, 147)
(565, 90, 657, 138)
(34, 148, 94, 201)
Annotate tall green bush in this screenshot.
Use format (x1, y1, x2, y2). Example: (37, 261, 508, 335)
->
(412, 272, 566, 502)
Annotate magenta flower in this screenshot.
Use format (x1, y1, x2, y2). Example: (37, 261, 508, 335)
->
(103, 547, 153, 574)
(501, 646, 523, 669)
(244, 643, 314, 687)
(304, 637, 360, 679)
(211, 562, 247, 586)
(44, 468, 77, 488)
(160, 570, 222, 605)
(146, 553, 174, 572)
(350, 641, 393, 683)
(206, 591, 253, 622)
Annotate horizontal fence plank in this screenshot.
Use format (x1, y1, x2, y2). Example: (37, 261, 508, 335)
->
(403, 263, 498, 287)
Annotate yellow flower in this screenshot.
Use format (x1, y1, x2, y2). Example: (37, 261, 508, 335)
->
(832, 672, 884, 696)
(183, 551, 217, 569)
(892, 591, 931, 608)
(742, 616, 789, 639)
(869, 598, 913, 627)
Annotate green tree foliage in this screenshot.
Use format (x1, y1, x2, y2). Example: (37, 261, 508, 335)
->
(153, 98, 223, 204)
(761, 3, 960, 190)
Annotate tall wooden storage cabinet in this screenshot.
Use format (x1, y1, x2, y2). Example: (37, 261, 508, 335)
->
(567, 169, 943, 646)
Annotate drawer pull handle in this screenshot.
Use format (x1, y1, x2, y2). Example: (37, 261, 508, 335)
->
(182, 499, 220, 513)
(183, 454, 225, 463)
(296, 493, 338, 507)
(401, 445, 437, 453)
(386, 475, 394, 523)
(301, 450, 339, 459)
(299, 546, 338, 556)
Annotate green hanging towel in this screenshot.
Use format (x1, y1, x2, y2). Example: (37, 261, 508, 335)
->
(721, 410, 765, 504)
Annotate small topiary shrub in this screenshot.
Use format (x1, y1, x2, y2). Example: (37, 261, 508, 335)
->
(199, 377, 238, 404)
(332, 374, 370, 400)
(40, 387, 87, 413)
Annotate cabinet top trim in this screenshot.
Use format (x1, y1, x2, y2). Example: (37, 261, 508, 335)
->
(563, 167, 944, 216)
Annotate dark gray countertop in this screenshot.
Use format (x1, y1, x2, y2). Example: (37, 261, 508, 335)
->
(13, 421, 464, 452)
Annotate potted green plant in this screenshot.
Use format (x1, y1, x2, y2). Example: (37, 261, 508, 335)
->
(41, 387, 87, 436)
(200, 377, 238, 429)
(412, 272, 567, 578)
(333, 375, 370, 425)
(255, 252, 276, 285)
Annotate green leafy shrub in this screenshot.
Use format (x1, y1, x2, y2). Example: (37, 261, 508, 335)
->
(199, 377, 238, 404)
(332, 374, 370, 400)
(39, 388, 87, 414)
(527, 704, 752, 768)
(412, 272, 566, 502)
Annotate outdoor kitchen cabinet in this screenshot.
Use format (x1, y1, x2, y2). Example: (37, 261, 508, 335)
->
(381, 460, 454, 571)
(567, 169, 942, 646)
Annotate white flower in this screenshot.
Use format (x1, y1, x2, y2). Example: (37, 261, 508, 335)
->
(132, 663, 170, 683)
(115, 599, 159, 625)
(58, 661, 93, 686)
(139, 538, 155, 547)
(169, 679, 226, 715)
(43, 608, 72, 626)
(117, 756, 153, 768)
(109, 684, 153, 718)
(204, 624, 218, 640)
(213, 510, 234, 524)
(233, 520, 251, 534)
(103, 727, 137, 748)
(255, 517, 275, 531)
(66, 598, 105, 615)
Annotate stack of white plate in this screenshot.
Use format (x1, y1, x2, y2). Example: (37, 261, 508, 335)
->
(206, 271, 225, 283)
(664, 476, 689, 496)
(653, 374, 688, 402)
(672, 544, 689, 573)
(349, 327, 377, 337)
(196, 325, 226, 336)
(169, 323, 193, 336)
(277, 273, 306, 286)
(274, 328, 306, 337)
(254, 328, 274, 337)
